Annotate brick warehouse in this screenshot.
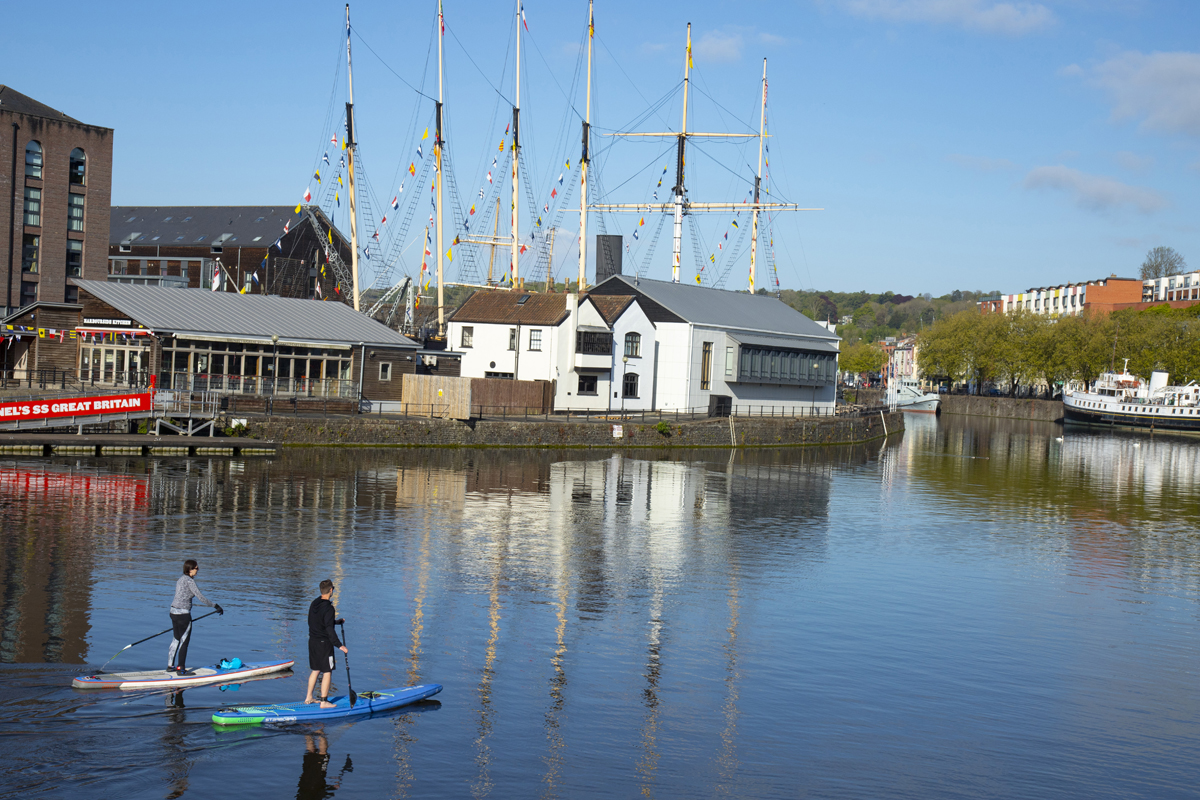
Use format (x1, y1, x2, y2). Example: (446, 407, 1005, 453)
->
(0, 86, 113, 317)
(108, 205, 353, 300)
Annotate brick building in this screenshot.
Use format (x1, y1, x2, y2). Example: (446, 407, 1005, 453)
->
(109, 205, 352, 300)
(0, 86, 113, 317)
(978, 276, 1143, 316)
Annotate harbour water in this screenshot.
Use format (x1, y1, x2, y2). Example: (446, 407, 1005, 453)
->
(3, 414, 1200, 798)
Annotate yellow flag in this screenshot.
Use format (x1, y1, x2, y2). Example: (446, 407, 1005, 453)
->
(445, 248, 453, 262)
(327, 228, 333, 243)
(295, 203, 302, 214)
(687, 44, 693, 69)
(499, 140, 504, 152)
(695, 274, 701, 284)
(422, 127, 429, 140)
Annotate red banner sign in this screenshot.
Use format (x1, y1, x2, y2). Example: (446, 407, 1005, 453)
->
(0, 393, 153, 423)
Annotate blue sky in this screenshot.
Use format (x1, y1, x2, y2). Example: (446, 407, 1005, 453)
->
(7, 0, 1199, 296)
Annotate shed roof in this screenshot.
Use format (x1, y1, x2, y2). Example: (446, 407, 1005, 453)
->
(73, 280, 418, 348)
(449, 290, 571, 326)
(110, 206, 328, 248)
(0, 85, 85, 124)
(590, 275, 838, 342)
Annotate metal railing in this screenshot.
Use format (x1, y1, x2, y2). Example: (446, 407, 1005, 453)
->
(467, 404, 844, 422)
(157, 373, 358, 398)
(76, 368, 152, 388)
(0, 368, 82, 391)
(154, 390, 221, 418)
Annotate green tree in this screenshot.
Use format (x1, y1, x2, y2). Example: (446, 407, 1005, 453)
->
(840, 341, 887, 375)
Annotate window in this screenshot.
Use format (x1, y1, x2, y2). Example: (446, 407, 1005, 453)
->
(23, 187, 41, 226)
(68, 194, 85, 232)
(65, 285, 78, 303)
(726, 346, 735, 377)
(576, 332, 613, 355)
(577, 374, 598, 395)
(21, 234, 39, 273)
(69, 148, 86, 185)
(701, 342, 713, 390)
(508, 327, 517, 351)
(624, 332, 641, 358)
(378, 362, 392, 381)
(66, 240, 83, 276)
(20, 281, 37, 306)
(484, 371, 514, 379)
(528, 329, 542, 351)
(24, 141, 42, 179)
(623, 372, 639, 398)
(460, 326, 474, 348)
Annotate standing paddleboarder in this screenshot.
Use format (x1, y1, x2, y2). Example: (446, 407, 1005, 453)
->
(306, 579, 348, 709)
(167, 559, 222, 675)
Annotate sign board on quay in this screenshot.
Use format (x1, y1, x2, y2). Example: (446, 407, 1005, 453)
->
(0, 393, 153, 422)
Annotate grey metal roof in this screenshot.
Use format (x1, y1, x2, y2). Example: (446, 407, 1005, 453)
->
(73, 280, 419, 348)
(110, 206, 322, 248)
(594, 275, 839, 342)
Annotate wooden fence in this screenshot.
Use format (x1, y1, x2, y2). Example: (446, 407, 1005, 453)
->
(400, 374, 553, 419)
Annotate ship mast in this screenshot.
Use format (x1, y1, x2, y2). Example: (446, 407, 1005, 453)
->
(578, 0, 593, 289)
(511, 2, 523, 288)
(671, 23, 692, 284)
(345, 4, 362, 310)
(749, 58, 766, 294)
(435, 0, 446, 336)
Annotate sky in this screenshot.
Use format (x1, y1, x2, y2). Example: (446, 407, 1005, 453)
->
(6, 0, 1200, 297)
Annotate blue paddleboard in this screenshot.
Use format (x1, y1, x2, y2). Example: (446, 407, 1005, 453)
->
(211, 683, 442, 725)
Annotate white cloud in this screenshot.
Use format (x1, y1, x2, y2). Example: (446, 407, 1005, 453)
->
(1058, 63, 1084, 77)
(836, 0, 1055, 35)
(695, 29, 744, 63)
(947, 153, 1016, 172)
(1023, 165, 1167, 213)
(759, 32, 788, 46)
(1114, 150, 1153, 172)
(1089, 50, 1200, 137)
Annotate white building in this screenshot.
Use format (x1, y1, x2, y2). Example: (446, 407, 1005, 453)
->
(1143, 271, 1200, 303)
(588, 275, 841, 413)
(982, 276, 1143, 316)
(446, 289, 656, 412)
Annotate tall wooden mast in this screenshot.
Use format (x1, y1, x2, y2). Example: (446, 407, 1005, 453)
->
(578, 0, 593, 289)
(511, 2, 523, 288)
(435, 0, 446, 336)
(345, 4, 362, 310)
(749, 58, 766, 294)
(669, 24, 693, 283)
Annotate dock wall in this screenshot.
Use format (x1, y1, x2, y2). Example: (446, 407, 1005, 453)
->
(241, 411, 905, 449)
(939, 395, 1062, 422)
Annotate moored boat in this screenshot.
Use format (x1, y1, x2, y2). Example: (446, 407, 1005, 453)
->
(1063, 360, 1200, 433)
(887, 378, 940, 413)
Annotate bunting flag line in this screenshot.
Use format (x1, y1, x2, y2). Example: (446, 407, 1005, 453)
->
(391, 196, 399, 210)
(295, 203, 302, 214)
(445, 248, 453, 262)
(731, 219, 739, 228)
(550, 188, 557, 199)
(543, 203, 549, 213)
(696, 274, 702, 284)
(323, 152, 330, 165)
(380, 214, 387, 226)
(330, 134, 337, 145)
(335, 191, 340, 207)
(417, 144, 423, 159)
(638, 217, 645, 227)
(327, 227, 332, 243)
(469, 204, 475, 215)
(632, 229, 639, 240)
(283, 220, 291, 234)
(487, 171, 493, 183)
(314, 170, 321, 184)
(409, 163, 416, 175)
(565, 159, 570, 170)
(558, 173, 563, 184)
(303, 187, 312, 203)
(337, 175, 343, 187)
(709, 253, 715, 262)
(422, 127, 429, 140)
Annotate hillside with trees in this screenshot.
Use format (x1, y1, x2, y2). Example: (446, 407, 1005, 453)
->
(779, 288, 997, 346)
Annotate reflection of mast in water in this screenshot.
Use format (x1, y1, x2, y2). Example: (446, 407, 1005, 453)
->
(472, 505, 508, 798)
(541, 512, 571, 794)
(715, 561, 741, 791)
(636, 579, 665, 795)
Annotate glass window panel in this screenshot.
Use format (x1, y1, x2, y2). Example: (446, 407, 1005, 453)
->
(24, 141, 41, 179)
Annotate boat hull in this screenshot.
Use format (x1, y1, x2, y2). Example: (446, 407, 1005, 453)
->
(1063, 402, 1200, 434)
(897, 397, 940, 413)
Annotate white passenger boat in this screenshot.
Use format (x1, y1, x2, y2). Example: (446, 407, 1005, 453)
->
(886, 378, 940, 413)
(1063, 359, 1200, 433)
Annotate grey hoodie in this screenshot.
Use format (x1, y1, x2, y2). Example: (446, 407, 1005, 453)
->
(170, 575, 214, 614)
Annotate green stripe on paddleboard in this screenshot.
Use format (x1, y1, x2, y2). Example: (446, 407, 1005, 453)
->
(212, 714, 266, 725)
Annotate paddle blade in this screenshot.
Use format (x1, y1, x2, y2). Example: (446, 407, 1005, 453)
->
(349, 689, 358, 707)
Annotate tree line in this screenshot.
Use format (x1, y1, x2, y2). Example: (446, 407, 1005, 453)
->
(914, 304, 1200, 391)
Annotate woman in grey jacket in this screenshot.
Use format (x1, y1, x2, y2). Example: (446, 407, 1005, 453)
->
(167, 559, 222, 675)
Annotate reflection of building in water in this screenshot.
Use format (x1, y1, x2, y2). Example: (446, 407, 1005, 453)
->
(0, 466, 146, 663)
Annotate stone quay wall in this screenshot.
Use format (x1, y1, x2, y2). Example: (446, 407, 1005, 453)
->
(240, 411, 905, 449)
(939, 395, 1063, 422)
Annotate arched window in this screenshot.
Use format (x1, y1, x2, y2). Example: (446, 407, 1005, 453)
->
(623, 331, 641, 358)
(622, 372, 639, 399)
(69, 148, 86, 185)
(24, 141, 42, 179)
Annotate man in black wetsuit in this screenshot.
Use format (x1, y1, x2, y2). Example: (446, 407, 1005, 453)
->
(305, 579, 348, 709)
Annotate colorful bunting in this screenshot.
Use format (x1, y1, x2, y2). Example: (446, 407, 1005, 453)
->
(409, 163, 416, 175)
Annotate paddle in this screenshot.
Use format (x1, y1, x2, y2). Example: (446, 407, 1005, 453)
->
(337, 620, 357, 707)
(94, 609, 223, 672)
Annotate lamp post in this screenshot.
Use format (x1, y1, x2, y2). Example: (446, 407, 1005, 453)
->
(620, 354, 629, 417)
(271, 334, 279, 396)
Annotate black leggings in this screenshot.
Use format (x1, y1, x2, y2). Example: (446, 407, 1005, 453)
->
(168, 612, 192, 669)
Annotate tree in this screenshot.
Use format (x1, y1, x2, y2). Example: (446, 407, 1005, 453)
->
(1140, 246, 1186, 280)
(839, 342, 886, 376)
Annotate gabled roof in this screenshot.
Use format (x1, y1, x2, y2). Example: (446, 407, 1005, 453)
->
(584, 295, 635, 325)
(589, 275, 839, 341)
(449, 290, 571, 326)
(72, 280, 418, 348)
(0, 85, 85, 124)
(110, 206, 339, 248)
